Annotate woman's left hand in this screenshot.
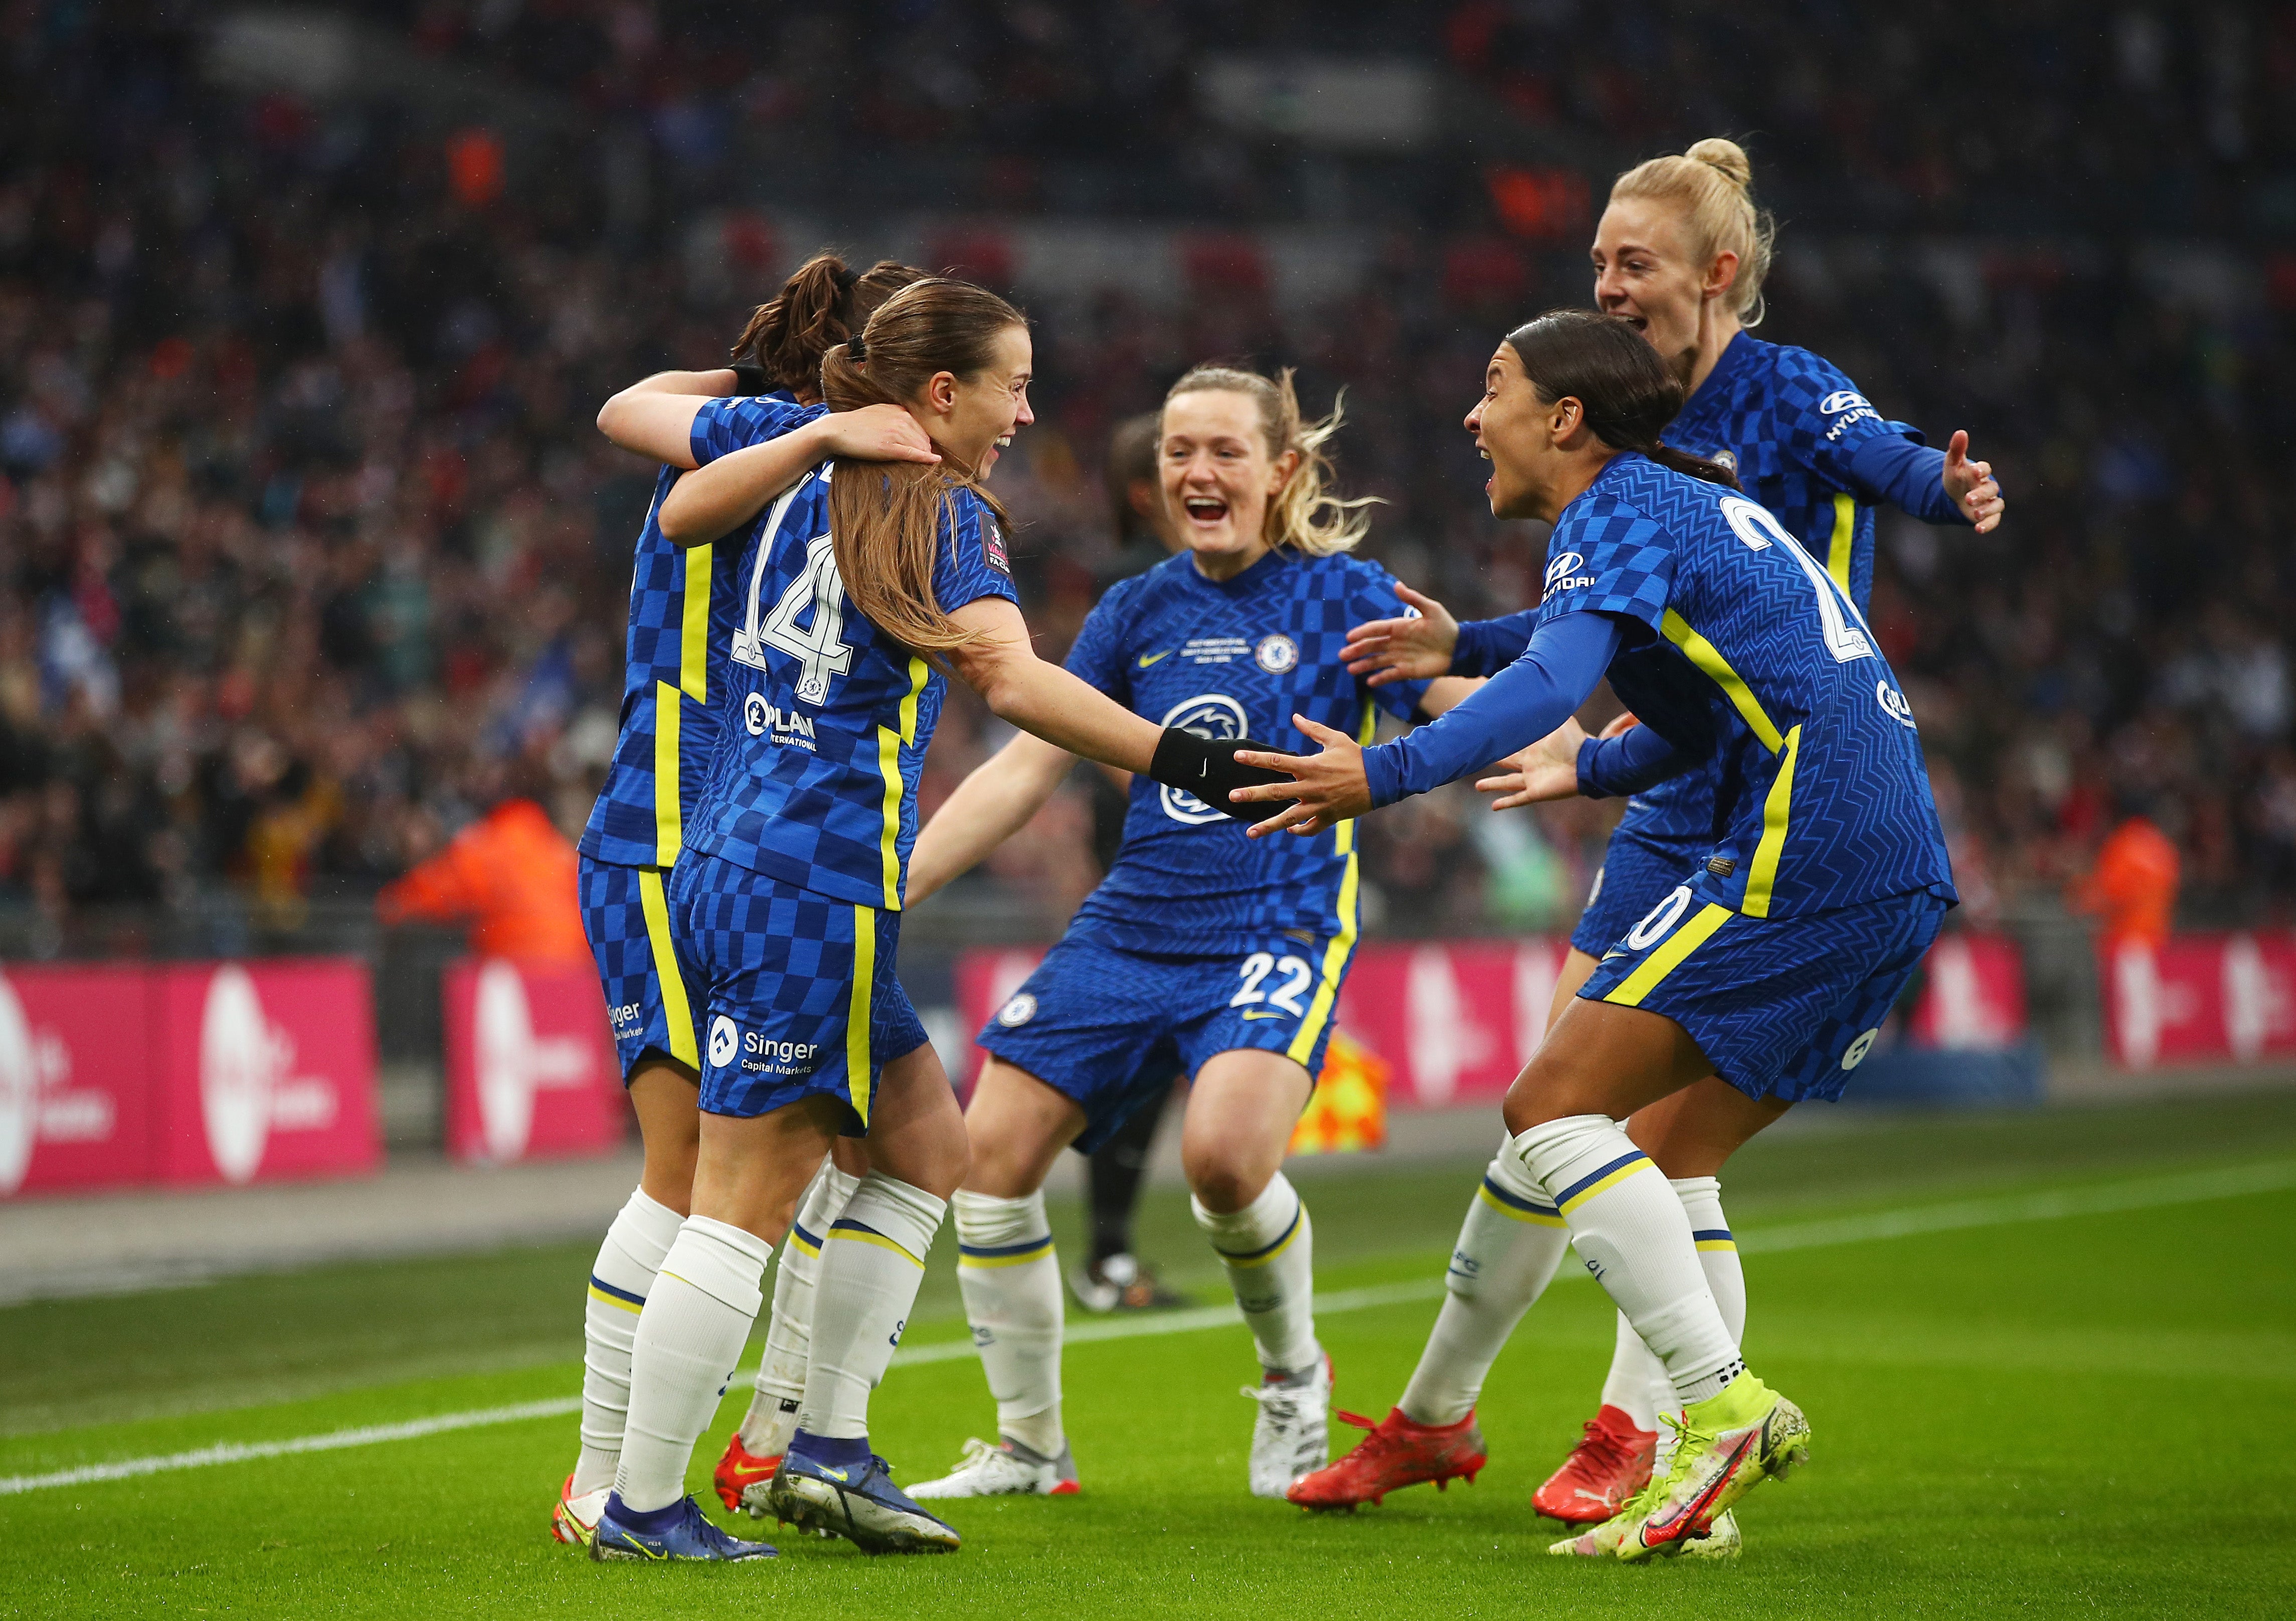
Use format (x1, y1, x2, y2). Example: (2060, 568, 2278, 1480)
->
(1942, 430, 2003, 533)
(1230, 716, 1371, 838)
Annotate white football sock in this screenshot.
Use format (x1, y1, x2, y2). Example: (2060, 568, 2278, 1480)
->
(1647, 1175, 1748, 1456)
(614, 1216, 771, 1513)
(953, 1188, 1065, 1457)
(572, 1187, 685, 1494)
(1510, 1116, 1741, 1407)
(1398, 1145, 1571, 1426)
(797, 1172, 946, 1440)
(1600, 1309, 1664, 1433)
(739, 1159, 860, 1454)
(1193, 1172, 1319, 1376)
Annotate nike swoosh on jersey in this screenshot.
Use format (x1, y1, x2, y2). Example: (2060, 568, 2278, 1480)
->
(1137, 650, 1173, 667)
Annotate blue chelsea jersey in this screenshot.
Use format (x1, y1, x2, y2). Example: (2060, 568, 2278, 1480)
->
(1063, 548, 1432, 955)
(578, 392, 820, 869)
(1539, 454, 1956, 918)
(1618, 333, 1921, 849)
(683, 413, 1019, 909)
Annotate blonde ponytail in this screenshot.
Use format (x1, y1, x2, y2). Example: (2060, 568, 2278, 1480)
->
(1612, 136, 1777, 327)
(1161, 365, 1378, 557)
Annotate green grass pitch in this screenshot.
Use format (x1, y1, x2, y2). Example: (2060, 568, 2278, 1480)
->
(4, 1094, 2293, 1618)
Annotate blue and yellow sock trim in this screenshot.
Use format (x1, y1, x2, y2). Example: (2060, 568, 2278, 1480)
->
(1212, 1203, 1304, 1269)
(829, 1216, 925, 1268)
(587, 1274, 646, 1316)
(1555, 1150, 1655, 1215)
(956, 1234, 1055, 1269)
(1691, 1227, 1737, 1252)
(1477, 1175, 1565, 1227)
(785, 1221, 822, 1260)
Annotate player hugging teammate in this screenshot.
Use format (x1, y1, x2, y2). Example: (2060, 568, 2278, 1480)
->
(886, 365, 1476, 1502)
(1277, 138, 2000, 1560)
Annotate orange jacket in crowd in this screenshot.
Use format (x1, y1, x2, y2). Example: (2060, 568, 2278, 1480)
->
(377, 798, 589, 964)
(2070, 815, 2181, 950)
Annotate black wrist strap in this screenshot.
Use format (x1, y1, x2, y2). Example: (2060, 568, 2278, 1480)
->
(729, 361, 769, 396)
(1147, 728, 1293, 824)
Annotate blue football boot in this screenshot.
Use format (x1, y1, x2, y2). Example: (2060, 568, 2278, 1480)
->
(589, 1492, 779, 1562)
(765, 1436, 961, 1554)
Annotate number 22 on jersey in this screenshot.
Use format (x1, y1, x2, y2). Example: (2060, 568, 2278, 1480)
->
(731, 475, 854, 705)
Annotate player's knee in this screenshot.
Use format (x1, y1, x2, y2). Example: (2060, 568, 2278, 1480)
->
(1182, 1144, 1268, 1215)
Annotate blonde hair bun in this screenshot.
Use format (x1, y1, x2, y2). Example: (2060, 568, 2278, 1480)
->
(1611, 136, 1777, 327)
(1683, 136, 1753, 191)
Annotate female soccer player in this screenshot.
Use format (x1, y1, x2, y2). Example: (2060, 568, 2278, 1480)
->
(1305, 138, 2003, 1543)
(582, 281, 1287, 1561)
(1231, 308, 1958, 1559)
(554, 252, 926, 1548)
(854, 366, 1476, 1506)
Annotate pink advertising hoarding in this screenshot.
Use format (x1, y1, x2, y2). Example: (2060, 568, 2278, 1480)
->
(149, 959, 381, 1187)
(0, 962, 153, 1196)
(443, 958, 625, 1164)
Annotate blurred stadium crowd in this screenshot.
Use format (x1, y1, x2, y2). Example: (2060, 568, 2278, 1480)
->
(4, 1, 2294, 953)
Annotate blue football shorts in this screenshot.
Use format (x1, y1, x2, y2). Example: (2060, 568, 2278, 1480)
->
(976, 930, 1355, 1154)
(667, 850, 930, 1132)
(1578, 883, 1950, 1103)
(1569, 827, 1709, 959)
(579, 853, 705, 1082)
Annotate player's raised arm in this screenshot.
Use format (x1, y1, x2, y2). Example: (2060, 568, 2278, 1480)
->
(596, 370, 740, 467)
(657, 406, 940, 548)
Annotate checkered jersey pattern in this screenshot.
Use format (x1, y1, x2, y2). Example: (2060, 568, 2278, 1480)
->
(1062, 548, 1431, 954)
(579, 392, 822, 868)
(578, 853, 701, 1077)
(667, 852, 928, 1127)
(1540, 454, 1956, 917)
(1580, 887, 1948, 1102)
(686, 470, 1017, 909)
(1617, 334, 1914, 846)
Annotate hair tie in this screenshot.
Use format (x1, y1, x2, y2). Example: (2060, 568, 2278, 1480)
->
(847, 334, 867, 362)
(832, 265, 858, 294)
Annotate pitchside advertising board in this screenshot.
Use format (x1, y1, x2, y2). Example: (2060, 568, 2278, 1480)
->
(955, 933, 2036, 1107)
(442, 958, 625, 1164)
(2101, 933, 2296, 1069)
(0, 958, 379, 1198)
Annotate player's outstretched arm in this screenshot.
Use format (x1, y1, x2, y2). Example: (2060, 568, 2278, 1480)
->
(946, 597, 1163, 774)
(904, 732, 1075, 906)
(1341, 582, 1459, 686)
(1941, 430, 2004, 533)
(595, 369, 740, 467)
(1475, 718, 1591, 809)
(657, 406, 940, 548)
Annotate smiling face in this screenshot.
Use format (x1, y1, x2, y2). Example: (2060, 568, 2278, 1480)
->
(1590, 197, 1735, 386)
(1464, 342, 1572, 523)
(920, 322, 1034, 477)
(1159, 389, 1298, 579)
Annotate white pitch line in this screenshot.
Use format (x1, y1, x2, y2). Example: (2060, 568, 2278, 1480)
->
(0, 1398, 579, 1496)
(6, 1157, 2290, 1498)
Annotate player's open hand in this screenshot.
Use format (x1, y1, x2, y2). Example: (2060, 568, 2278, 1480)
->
(818, 403, 941, 465)
(1231, 716, 1370, 838)
(1941, 430, 2002, 534)
(1341, 583, 1459, 687)
(1475, 717, 1589, 810)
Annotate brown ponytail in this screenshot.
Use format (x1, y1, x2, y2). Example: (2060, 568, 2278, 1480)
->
(817, 277, 1029, 653)
(1502, 310, 1741, 489)
(732, 252, 929, 400)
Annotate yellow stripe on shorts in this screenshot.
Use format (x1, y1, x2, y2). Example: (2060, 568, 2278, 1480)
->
(1603, 902, 1733, 1009)
(636, 867, 698, 1067)
(846, 905, 876, 1126)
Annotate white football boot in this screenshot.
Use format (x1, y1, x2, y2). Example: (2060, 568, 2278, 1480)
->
(1243, 1354, 1332, 1499)
(909, 1436, 1081, 1499)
